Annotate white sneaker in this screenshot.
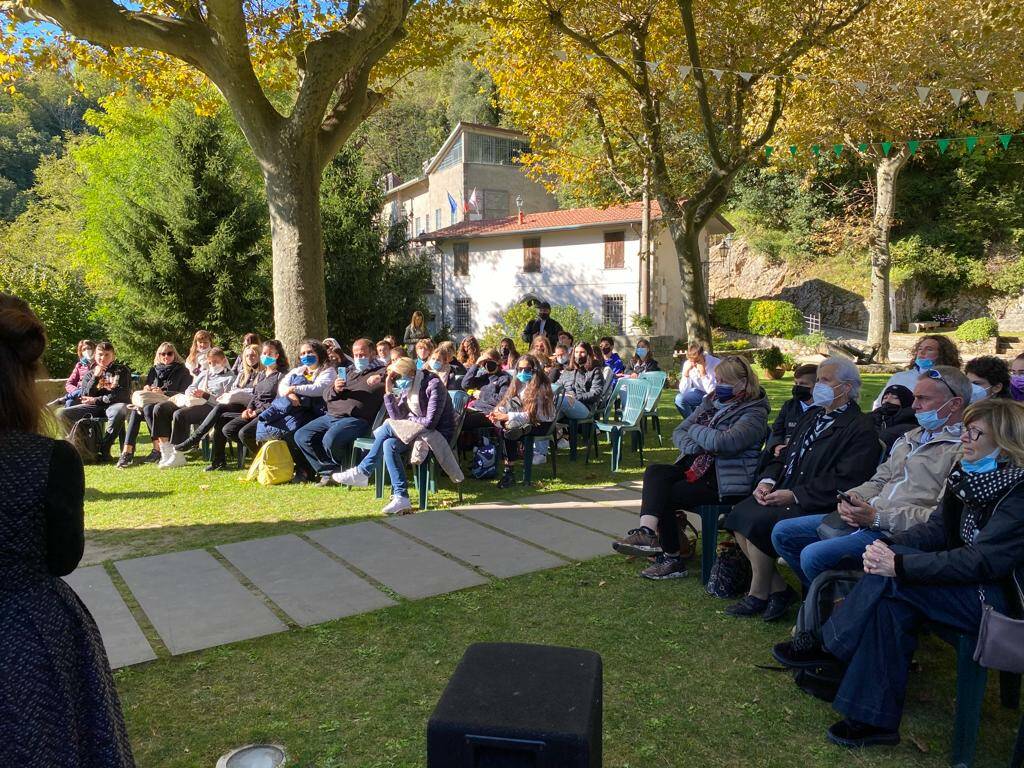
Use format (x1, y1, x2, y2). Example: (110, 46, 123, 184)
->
(532, 453, 547, 465)
(332, 467, 369, 487)
(156, 443, 175, 467)
(557, 439, 570, 450)
(160, 448, 187, 469)
(382, 495, 413, 515)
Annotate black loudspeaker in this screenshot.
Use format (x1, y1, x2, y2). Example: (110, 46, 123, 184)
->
(427, 642, 603, 768)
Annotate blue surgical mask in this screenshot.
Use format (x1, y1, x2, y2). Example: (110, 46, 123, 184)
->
(80, 356, 91, 366)
(971, 383, 990, 403)
(261, 354, 276, 367)
(430, 360, 443, 371)
(353, 357, 369, 371)
(416, 359, 424, 370)
(811, 381, 838, 408)
(636, 347, 648, 359)
(714, 383, 734, 401)
(517, 370, 534, 384)
(915, 398, 952, 432)
(394, 376, 412, 391)
(915, 357, 935, 371)
(300, 354, 317, 367)
(962, 448, 1001, 474)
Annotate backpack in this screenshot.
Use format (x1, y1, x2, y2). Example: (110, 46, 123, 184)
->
(68, 418, 103, 464)
(795, 569, 864, 641)
(245, 439, 294, 486)
(470, 444, 497, 480)
(704, 539, 752, 598)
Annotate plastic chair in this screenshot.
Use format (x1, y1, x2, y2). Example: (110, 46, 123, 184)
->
(350, 405, 389, 499)
(594, 378, 650, 472)
(638, 371, 669, 446)
(522, 390, 566, 486)
(688, 503, 733, 584)
(564, 373, 618, 463)
(413, 390, 470, 510)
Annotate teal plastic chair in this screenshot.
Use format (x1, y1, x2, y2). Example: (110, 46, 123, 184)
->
(594, 378, 650, 472)
(564, 373, 618, 463)
(522, 390, 566, 485)
(638, 370, 669, 445)
(413, 389, 470, 510)
(350, 405, 389, 499)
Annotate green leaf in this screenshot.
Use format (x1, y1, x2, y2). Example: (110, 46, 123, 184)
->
(937, 138, 950, 154)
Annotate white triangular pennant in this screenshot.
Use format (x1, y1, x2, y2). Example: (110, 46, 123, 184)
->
(854, 81, 869, 95)
(889, 84, 901, 92)
(678, 65, 692, 80)
(949, 87, 964, 105)
(1016, 91, 1024, 112)
(915, 86, 931, 104)
(975, 89, 990, 107)
(795, 73, 809, 81)
(553, 50, 567, 61)
(710, 69, 724, 81)
(646, 61, 658, 74)
(739, 71, 753, 82)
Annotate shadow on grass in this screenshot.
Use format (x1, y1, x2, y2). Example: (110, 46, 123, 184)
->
(86, 489, 173, 502)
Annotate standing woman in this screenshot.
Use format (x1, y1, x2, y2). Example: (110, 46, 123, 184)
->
(0, 294, 135, 767)
(403, 310, 431, 355)
(185, 329, 214, 376)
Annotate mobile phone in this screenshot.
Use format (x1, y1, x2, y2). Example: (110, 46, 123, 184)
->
(837, 491, 855, 505)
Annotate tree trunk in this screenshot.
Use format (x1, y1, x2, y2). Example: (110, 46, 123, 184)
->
(639, 166, 651, 320)
(866, 148, 910, 362)
(665, 215, 712, 348)
(262, 147, 328, 357)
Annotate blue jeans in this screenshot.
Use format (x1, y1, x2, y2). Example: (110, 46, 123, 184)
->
(294, 414, 370, 476)
(823, 562, 1003, 730)
(535, 397, 593, 455)
(674, 389, 705, 417)
(772, 514, 883, 587)
(357, 422, 410, 497)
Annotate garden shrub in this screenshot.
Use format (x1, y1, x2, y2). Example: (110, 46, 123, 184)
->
(717, 339, 751, 351)
(752, 345, 785, 370)
(954, 317, 998, 343)
(747, 300, 804, 338)
(792, 331, 826, 348)
(711, 298, 752, 332)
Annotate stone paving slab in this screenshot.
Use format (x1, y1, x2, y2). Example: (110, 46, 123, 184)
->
(384, 511, 565, 578)
(64, 566, 156, 669)
(618, 480, 644, 491)
(308, 521, 487, 599)
(459, 505, 614, 561)
(522, 499, 636, 537)
(218, 534, 395, 627)
(116, 550, 286, 655)
(565, 485, 642, 510)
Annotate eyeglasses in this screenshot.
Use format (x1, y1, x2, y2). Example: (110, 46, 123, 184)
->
(159, 352, 174, 357)
(965, 425, 986, 442)
(518, 366, 535, 373)
(923, 368, 959, 398)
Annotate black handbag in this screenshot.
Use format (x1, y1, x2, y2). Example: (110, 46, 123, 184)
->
(815, 511, 858, 540)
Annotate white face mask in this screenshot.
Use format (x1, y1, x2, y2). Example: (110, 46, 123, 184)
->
(210, 364, 225, 375)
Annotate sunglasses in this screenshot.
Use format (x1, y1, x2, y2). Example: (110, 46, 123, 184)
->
(159, 351, 174, 357)
(923, 369, 959, 399)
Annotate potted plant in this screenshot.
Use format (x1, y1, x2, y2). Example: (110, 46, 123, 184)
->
(753, 345, 786, 379)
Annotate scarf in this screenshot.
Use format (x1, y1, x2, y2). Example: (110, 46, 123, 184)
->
(949, 464, 1024, 546)
(683, 397, 746, 483)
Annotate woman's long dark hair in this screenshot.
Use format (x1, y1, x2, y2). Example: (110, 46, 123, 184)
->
(569, 341, 598, 372)
(263, 339, 290, 371)
(0, 293, 47, 434)
(300, 338, 328, 368)
(496, 353, 553, 424)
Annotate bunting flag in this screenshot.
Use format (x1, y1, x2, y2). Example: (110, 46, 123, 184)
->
(1000, 134, 1013, 149)
(678, 65, 692, 80)
(908, 140, 920, 155)
(858, 142, 869, 153)
(739, 71, 754, 82)
(916, 86, 932, 103)
(882, 141, 893, 156)
(710, 69, 724, 81)
(833, 144, 844, 157)
(854, 81, 869, 96)
(762, 131, 1022, 161)
(975, 89, 990, 107)
(765, 145, 774, 157)
(965, 136, 979, 153)
(811, 144, 821, 157)
(1016, 92, 1024, 112)
(789, 145, 798, 156)
(949, 87, 964, 105)
(938, 138, 951, 154)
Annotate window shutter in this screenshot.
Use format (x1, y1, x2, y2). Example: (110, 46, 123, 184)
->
(454, 242, 469, 276)
(523, 237, 541, 272)
(604, 231, 625, 269)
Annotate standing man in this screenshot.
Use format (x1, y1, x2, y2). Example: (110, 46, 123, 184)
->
(522, 301, 563, 349)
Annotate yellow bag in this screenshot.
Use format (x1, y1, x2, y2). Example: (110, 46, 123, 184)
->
(244, 439, 294, 485)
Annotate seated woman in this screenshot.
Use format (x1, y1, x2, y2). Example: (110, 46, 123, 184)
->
(965, 355, 1011, 401)
(436, 340, 466, 380)
(613, 356, 769, 580)
(773, 398, 1024, 749)
(155, 347, 236, 468)
(457, 335, 481, 368)
(723, 357, 880, 621)
(115, 342, 192, 468)
(185, 329, 214, 376)
(230, 332, 261, 374)
(172, 343, 262, 455)
(323, 337, 352, 368)
(498, 337, 519, 371)
(57, 341, 133, 461)
(488, 354, 556, 488)
(212, 341, 288, 470)
(257, 339, 336, 481)
(548, 343, 570, 384)
(556, 342, 605, 422)
(60, 339, 95, 407)
(461, 349, 513, 432)
(427, 344, 464, 391)
(333, 356, 454, 515)
(621, 338, 660, 377)
(872, 334, 961, 408)
(414, 338, 435, 370)
(1011, 353, 1024, 402)
(872, 383, 918, 455)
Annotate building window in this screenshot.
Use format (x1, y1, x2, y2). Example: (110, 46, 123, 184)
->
(407, 217, 414, 239)
(436, 134, 463, 171)
(523, 237, 541, 273)
(454, 242, 469, 276)
(454, 297, 472, 333)
(415, 216, 421, 235)
(603, 295, 625, 333)
(435, 209, 441, 230)
(482, 189, 509, 220)
(604, 231, 625, 269)
(465, 132, 531, 165)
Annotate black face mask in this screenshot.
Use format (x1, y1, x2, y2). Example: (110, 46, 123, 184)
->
(600, 346, 611, 355)
(539, 312, 550, 320)
(878, 402, 900, 416)
(482, 361, 498, 373)
(792, 384, 813, 403)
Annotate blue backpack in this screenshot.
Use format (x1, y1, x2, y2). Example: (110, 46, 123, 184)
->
(470, 444, 497, 480)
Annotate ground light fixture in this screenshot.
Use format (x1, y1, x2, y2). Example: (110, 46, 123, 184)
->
(216, 744, 286, 767)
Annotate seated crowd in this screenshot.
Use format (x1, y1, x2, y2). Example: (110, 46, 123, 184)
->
(56, 323, 1024, 752)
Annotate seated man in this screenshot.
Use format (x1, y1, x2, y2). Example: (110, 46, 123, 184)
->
(757, 363, 817, 473)
(294, 338, 384, 486)
(771, 365, 969, 588)
(674, 343, 720, 417)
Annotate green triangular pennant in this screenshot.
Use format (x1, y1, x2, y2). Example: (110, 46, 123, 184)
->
(965, 136, 978, 153)
(937, 138, 951, 154)
(789, 145, 798, 157)
(765, 145, 774, 158)
(882, 141, 893, 156)
(999, 134, 1012, 149)
(833, 144, 844, 157)
(907, 140, 920, 156)
(811, 145, 821, 157)
(858, 142, 869, 153)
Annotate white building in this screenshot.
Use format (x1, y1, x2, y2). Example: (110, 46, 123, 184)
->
(421, 201, 734, 341)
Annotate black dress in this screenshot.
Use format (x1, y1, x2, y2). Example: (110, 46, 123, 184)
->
(0, 431, 135, 767)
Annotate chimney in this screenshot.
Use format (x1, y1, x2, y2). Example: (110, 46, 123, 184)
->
(516, 194, 524, 224)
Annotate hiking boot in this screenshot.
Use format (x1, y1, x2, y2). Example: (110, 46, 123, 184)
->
(382, 494, 413, 515)
(772, 631, 841, 669)
(332, 467, 369, 487)
(724, 595, 768, 617)
(612, 527, 662, 557)
(640, 553, 688, 580)
(826, 719, 900, 749)
(115, 452, 133, 470)
(496, 468, 516, 489)
(763, 585, 800, 622)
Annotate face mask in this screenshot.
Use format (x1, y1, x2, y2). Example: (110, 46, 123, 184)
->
(915, 357, 935, 371)
(394, 376, 412, 391)
(539, 313, 550, 320)
(971, 383, 990, 403)
(556, 355, 569, 365)
(300, 354, 317, 367)
(80, 356, 91, 366)
(962, 448, 1001, 475)
(915, 398, 953, 432)
(879, 402, 900, 416)
(261, 354, 276, 367)
(210, 364, 225, 375)
(600, 347, 611, 355)
(353, 357, 369, 371)
(482, 362, 498, 373)
(714, 383, 734, 401)
(430, 360, 443, 371)
(82, 349, 94, 362)
(811, 382, 838, 408)
(1011, 374, 1024, 401)
(517, 370, 534, 384)
(636, 347, 648, 359)
(791, 384, 812, 402)
(416, 359, 424, 370)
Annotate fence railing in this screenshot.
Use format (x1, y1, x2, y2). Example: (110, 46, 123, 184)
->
(804, 313, 822, 335)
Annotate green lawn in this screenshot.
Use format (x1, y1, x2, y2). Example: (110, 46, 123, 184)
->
(90, 373, 1024, 767)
